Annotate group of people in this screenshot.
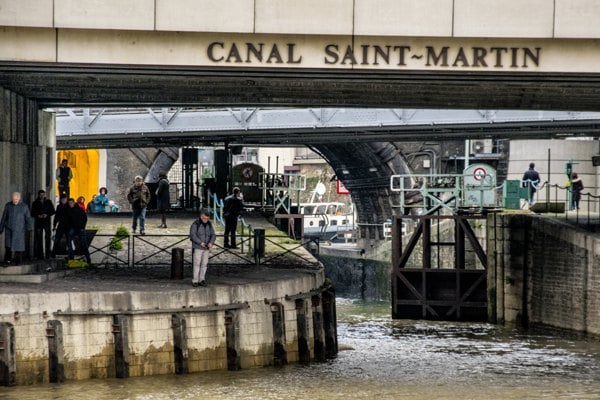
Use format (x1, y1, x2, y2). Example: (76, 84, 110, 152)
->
(523, 162, 584, 210)
(0, 191, 91, 265)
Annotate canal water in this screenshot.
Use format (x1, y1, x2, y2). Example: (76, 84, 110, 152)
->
(2, 299, 600, 400)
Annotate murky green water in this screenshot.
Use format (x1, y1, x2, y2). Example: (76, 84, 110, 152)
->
(2, 300, 600, 400)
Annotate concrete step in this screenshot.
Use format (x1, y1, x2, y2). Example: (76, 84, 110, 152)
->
(0, 259, 62, 275)
(0, 269, 76, 284)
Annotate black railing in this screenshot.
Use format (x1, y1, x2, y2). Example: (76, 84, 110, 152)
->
(83, 232, 320, 268)
(532, 182, 600, 229)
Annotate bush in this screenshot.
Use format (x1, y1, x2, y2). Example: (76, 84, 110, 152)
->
(109, 226, 129, 251)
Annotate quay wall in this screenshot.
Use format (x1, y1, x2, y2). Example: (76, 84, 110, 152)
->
(487, 213, 600, 335)
(0, 270, 326, 385)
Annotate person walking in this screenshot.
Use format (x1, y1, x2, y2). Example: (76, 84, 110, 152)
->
(50, 195, 69, 258)
(571, 172, 584, 210)
(223, 187, 244, 249)
(189, 210, 216, 287)
(127, 175, 151, 235)
(522, 162, 541, 206)
(66, 197, 91, 265)
(156, 172, 170, 228)
(0, 192, 32, 265)
(31, 189, 55, 259)
(56, 159, 73, 198)
(92, 187, 109, 213)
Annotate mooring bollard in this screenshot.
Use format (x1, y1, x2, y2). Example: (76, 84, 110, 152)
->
(171, 248, 184, 280)
(253, 229, 265, 264)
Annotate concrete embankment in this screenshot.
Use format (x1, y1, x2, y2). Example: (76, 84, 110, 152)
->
(488, 212, 600, 336)
(0, 262, 335, 385)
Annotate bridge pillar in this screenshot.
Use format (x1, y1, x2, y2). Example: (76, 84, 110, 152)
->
(0, 87, 55, 261)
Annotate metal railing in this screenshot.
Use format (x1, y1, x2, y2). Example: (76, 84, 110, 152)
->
(533, 182, 600, 229)
(83, 231, 320, 268)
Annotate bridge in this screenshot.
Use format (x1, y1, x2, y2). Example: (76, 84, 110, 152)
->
(55, 108, 600, 148)
(3, 0, 600, 248)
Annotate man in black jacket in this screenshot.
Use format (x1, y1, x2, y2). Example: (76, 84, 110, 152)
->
(522, 162, 541, 206)
(223, 187, 244, 249)
(66, 197, 91, 264)
(31, 190, 55, 259)
(50, 195, 69, 258)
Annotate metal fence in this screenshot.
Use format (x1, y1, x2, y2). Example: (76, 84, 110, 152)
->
(86, 232, 320, 268)
(535, 182, 600, 229)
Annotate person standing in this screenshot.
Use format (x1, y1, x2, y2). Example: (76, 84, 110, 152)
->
(571, 172, 584, 210)
(31, 190, 55, 259)
(0, 192, 32, 265)
(56, 159, 73, 198)
(156, 172, 170, 228)
(522, 162, 541, 206)
(66, 197, 91, 265)
(189, 210, 216, 287)
(92, 187, 109, 213)
(50, 195, 69, 258)
(127, 175, 151, 235)
(223, 187, 244, 249)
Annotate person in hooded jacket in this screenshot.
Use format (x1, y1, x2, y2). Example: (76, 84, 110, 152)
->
(0, 192, 32, 265)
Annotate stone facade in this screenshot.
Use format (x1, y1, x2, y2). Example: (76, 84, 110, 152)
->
(487, 213, 600, 335)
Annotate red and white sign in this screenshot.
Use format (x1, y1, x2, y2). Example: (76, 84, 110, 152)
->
(336, 180, 350, 195)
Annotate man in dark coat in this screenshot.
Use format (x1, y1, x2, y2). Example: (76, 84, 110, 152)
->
(127, 175, 151, 235)
(522, 162, 541, 206)
(50, 195, 69, 258)
(156, 172, 170, 228)
(223, 187, 244, 249)
(56, 159, 73, 198)
(66, 197, 91, 264)
(31, 189, 55, 259)
(0, 192, 32, 265)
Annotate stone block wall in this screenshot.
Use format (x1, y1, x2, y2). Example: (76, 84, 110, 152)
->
(0, 270, 325, 385)
(488, 213, 600, 335)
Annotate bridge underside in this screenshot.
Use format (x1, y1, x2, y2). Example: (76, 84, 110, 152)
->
(2, 62, 600, 228)
(3, 63, 600, 111)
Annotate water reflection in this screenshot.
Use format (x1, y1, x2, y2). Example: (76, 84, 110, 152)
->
(2, 299, 600, 400)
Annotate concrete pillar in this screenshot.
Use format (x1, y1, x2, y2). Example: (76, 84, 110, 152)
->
(0, 86, 55, 261)
(0, 322, 16, 386)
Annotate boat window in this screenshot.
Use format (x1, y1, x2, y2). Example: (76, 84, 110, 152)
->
(327, 205, 337, 215)
(316, 205, 327, 214)
(342, 219, 348, 224)
(303, 206, 315, 214)
(319, 220, 325, 227)
(331, 220, 338, 226)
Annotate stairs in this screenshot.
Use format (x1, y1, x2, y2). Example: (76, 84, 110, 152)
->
(0, 259, 76, 284)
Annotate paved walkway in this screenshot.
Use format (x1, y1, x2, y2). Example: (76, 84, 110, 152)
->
(0, 211, 321, 294)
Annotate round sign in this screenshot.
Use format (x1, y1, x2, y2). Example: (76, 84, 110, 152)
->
(473, 167, 487, 181)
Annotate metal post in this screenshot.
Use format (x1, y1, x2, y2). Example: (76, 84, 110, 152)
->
(253, 229, 265, 265)
(546, 148, 551, 207)
(171, 248, 184, 280)
(46, 320, 65, 383)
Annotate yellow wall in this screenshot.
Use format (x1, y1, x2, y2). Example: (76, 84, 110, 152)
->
(56, 149, 99, 204)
